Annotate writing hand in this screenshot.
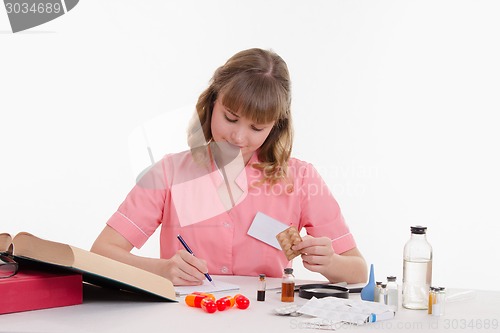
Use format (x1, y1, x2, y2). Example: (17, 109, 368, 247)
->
(162, 250, 209, 286)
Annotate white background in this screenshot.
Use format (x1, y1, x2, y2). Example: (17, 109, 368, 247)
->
(1, 0, 499, 291)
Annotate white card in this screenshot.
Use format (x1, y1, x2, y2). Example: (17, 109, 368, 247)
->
(247, 212, 289, 250)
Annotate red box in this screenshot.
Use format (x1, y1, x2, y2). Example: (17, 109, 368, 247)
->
(0, 269, 82, 315)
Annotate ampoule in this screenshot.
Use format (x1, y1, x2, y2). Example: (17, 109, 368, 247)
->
(378, 283, 387, 304)
(437, 287, 446, 316)
(257, 274, 266, 301)
(374, 281, 382, 302)
(431, 287, 446, 316)
(386, 276, 398, 311)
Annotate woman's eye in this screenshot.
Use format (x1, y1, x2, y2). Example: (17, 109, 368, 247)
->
(251, 126, 264, 132)
(224, 114, 238, 123)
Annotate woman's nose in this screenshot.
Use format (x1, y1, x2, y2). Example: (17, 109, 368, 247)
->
(230, 127, 245, 145)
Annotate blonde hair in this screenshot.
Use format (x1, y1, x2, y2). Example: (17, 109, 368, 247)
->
(187, 48, 293, 186)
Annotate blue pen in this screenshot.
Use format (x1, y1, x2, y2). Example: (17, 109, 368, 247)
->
(177, 234, 216, 287)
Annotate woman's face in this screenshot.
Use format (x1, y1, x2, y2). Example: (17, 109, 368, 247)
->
(211, 97, 275, 164)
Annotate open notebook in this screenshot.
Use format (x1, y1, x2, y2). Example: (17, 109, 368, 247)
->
(175, 280, 240, 296)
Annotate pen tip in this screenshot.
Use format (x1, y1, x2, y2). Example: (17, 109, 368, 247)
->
(211, 281, 216, 287)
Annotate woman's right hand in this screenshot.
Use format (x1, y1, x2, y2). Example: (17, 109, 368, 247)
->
(91, 225, 209, 286)
(161, 250, 209, 286)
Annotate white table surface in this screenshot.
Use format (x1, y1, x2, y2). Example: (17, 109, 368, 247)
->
(1, 275, 499, 332)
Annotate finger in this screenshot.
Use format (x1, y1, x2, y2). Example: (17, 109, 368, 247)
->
(177, 250, 209, 279)
(301, 260, 324, 273)
(170, 270, 205, 286)
(294, 243, 332, 257)
(178, 250, 208, 271)
(293, 237, 332, 253)
(301, 253, 331, 266)
(292, 235, 327, 250)
(171, 270, 204, 286)
(292, 235, 312, 251)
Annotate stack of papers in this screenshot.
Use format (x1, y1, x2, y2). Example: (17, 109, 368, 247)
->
(297, 297, 395, 329)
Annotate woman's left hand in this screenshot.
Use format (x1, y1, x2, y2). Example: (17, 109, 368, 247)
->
(291, 235, 367, 284)
(291, 235, 335, 275)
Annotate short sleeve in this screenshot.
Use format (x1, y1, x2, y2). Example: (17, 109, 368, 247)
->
(106, 159, 169, 249)
(296, 162, 356, 254)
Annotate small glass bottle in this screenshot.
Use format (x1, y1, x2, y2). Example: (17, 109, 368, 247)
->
(257, 274, 266, 301)
(378, 283, 387, 304)
(431, 287, 446, 316)
(374, 281, 382, 302)
(402, 225, 433, 310)
(386, 276, 398, 311)
(281, 268, 295, 302)
(437, 287, 446, 316)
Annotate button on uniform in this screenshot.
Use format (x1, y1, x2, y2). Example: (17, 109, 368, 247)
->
(220, 266, 229, 274)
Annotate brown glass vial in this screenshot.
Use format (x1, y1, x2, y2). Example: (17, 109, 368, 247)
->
(281, 268, 295, 302)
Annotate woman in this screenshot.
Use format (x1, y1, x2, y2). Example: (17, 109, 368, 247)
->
(91, 48, 367, 286)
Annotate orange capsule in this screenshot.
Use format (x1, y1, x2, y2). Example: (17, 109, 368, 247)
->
(185, 292, 215, 308)
(234, 294, 250, 310)
(201, 298, 217, 313)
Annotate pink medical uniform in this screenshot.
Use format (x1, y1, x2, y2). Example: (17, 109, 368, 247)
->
(106, 150, 356, 278)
